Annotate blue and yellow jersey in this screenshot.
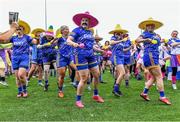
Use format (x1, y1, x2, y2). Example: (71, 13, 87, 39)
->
(10, 35, 32, 56)
(69, 27, 94, 54)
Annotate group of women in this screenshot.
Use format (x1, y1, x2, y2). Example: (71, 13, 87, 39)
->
(1, 11, 180, 108)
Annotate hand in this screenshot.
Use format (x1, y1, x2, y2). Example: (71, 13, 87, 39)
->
(78, 43, 85, 48)
(37, 44, 43, 48)
(145, 38, 152, 42)
(122, 37, 128, 42)
(73, 42, 79, 48)
(10, 22, 18, 31)
(43, 42, 51, 47)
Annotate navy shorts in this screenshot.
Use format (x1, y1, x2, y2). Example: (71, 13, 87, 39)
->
(74, 52, 98, 70)
(12, 54, 29, 70)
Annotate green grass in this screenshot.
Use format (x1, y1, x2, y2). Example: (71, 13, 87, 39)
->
(0, 71, 180, 121)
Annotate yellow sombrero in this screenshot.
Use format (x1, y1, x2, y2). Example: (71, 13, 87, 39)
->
(88, 28, 94, 35)
(109, 24, 128, 34)
(31, 28, 45, 35)
(138, 17, 163, 30)
(56, 28, 62, 38)
(18, 20, 31, 34)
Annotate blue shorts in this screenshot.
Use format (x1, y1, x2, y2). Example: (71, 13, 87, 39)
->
(95, 55, 102, 65)
(143, 52, 159, 69)
(42, 52, 56, 65)
(74, 53, 98, 70)
(56, 54, 73, 68)
(31, 59, 43, 65)
(111, 54, 124, 65)
(124, 56, 131, 65)
(12, 54, 29, 70)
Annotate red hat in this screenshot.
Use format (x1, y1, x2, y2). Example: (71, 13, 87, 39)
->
(73, 11, 99, 28)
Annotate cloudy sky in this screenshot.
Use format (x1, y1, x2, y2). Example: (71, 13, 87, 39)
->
(0, 0, 179, 43)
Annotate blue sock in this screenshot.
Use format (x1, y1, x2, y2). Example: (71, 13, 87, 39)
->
(38, 80, 42, 83)
(76, 95, 81, 101)
(114, 84, 119, 92)
(58, 86, 63, 91)
(159, 91, 165, 97)
(143, 88, 149, 94)
(94, 89, 98, 96)
(76, 81, 79, 86)
(45, 80, 48, 85)
(22, 85, 27, 93)
(114, 79, 117, 85)
(125, 80, 129, 84)
(99, 75, 102, 82)
(18, 86, 22, 94)
(87, 79, 91, 85)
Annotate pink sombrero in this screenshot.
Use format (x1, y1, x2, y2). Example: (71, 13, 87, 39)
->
(73, 11, 99, 28)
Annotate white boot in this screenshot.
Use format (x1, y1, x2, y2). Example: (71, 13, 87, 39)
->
(172, 84, 177, 90)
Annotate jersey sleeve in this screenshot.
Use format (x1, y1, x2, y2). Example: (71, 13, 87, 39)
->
(69, 28, 79, 41)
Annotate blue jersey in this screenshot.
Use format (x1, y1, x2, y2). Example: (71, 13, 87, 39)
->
(10, 35, 32, 56)
(40, 37, 56, 54)
(110, 36, 124, 56)
(31, 45, 42, 60)
(57, 37, 73, 57)
(141, 31, 160, 55)
(167, 37, 180, 55)
(123, 39, 131, 57)
(70, 27, 94, 54)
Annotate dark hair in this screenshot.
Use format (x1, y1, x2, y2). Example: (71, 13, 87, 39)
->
(105, 41, 110, 45)
(172, 30, 178, 34)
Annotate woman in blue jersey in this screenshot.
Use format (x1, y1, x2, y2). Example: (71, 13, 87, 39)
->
(122, 34, 132, 87)
(136, 17, 171, 105)
(109, 24, 129, 97)
(37, 25, 57, 91)
(93, 33, 105, 83)
(167, 30, 180, 90)
(51, 25, 76, 98)
(67, 11, 104, 108)
(5, 20, 37, 98)
(26, 28, 45, 86)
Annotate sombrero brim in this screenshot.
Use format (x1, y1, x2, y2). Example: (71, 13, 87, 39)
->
(31, 28, 45, 35)
(109, 29, 128, 34)
(18, 20, 31, 34)
(138, 20, 163, 30)
(73, 13, 99, 28)
(56, 28, 61, 37)
(95, 36, 103, 41)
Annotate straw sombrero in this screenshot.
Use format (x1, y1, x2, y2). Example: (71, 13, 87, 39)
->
(73, 11, 99, 28)
(138, 17, 163, 30)
(56, 28, 62, 38)
(109, 24, 128, 34)
(31, 28, 45, 37)
(18, 20, 31, 34)
(95, 35, 103, 41)
(88, 28, 94, 35)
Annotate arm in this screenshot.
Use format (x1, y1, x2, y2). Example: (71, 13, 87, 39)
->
(31, 38, 38, 45)
(50, 38, 58, 44)
(0, 22, 18, 42)
(170, 42, 180, 47)
(110, 40, 122, 45)
(163, 56, 171, 61)
(93, 45, 104, 53)
(123, 45, 132, 52)
(135, 36, 151, 43)
(67, 36, 79, 47)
